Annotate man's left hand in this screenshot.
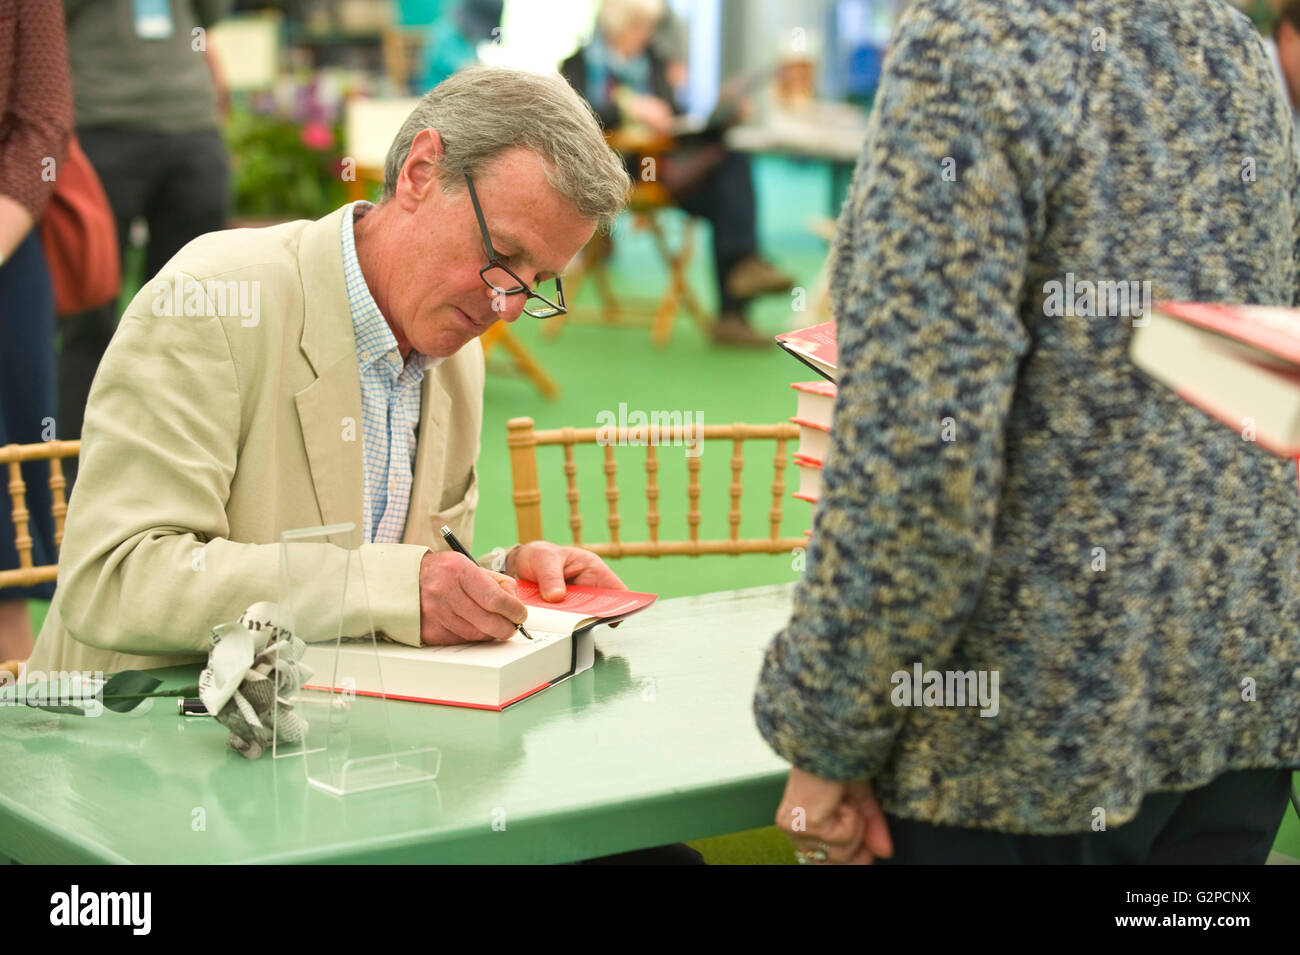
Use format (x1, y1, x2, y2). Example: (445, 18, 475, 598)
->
(505, 541, 626, 601)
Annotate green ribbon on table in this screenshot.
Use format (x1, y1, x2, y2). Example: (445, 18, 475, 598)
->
(26, 670, 199, 716)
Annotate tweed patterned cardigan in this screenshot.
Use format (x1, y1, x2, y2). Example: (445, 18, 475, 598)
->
(753, 0, 1300, 835)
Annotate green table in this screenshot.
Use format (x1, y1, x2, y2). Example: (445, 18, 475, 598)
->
(0, 584, 794, 864)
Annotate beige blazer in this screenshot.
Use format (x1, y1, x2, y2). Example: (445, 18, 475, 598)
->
(29, 207, 486, 675)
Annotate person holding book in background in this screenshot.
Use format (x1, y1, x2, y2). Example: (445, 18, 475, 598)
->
(1267, 0, 1300, 131)
(754, 0, 1300, 865)
(562, 0, 796, 348)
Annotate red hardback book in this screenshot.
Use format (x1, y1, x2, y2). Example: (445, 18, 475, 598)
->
(792, 452, 823, 503)
(302, 584, 657, 710)
(1152, 302, 1300, 364)
(790, 379, 836, 484)
(790, 379, 837, 424)
(776, 322, 837, 382)
(1130, 301, 1300, 457)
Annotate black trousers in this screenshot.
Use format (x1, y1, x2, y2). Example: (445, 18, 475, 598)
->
(0, 231, 57, 601)
(59, 126, 229, 488)
(878, 767, 1294, 864)
(626, 147, 759, 318)
(578, 842, 706, 865)
(673, 149, 758, 318)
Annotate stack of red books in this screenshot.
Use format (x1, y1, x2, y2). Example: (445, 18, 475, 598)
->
(776, 322, 838, 534)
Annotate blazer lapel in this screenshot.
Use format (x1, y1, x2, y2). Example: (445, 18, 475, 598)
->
(295, 354, 365, 531)
(294, 207, 365, 534)
(404, 365, 453, 547)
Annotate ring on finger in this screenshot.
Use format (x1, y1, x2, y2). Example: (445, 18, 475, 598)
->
(794, 840, 831, 864)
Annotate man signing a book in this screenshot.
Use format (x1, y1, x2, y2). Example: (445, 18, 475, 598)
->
(29, 67, 632, 675)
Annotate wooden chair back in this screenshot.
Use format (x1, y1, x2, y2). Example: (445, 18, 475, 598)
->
(0, 441, 79, 589)
(506, 417, 805, 557)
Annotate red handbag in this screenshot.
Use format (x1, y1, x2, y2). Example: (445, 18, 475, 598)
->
(39, 135, 120, 316)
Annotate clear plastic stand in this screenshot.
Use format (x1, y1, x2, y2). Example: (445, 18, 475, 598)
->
(275, 523, 439, 795)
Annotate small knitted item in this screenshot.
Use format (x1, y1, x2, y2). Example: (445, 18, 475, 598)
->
(197, 602, 313, 760)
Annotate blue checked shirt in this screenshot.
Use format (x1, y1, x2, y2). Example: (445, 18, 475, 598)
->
(342, 202, 443, 543)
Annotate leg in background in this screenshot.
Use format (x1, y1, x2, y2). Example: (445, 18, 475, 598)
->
(0, 231, 58, 650)
(676, 150, 794, 346)
(877, 767, 1293, 864)
(675, 148, 758, 321)
(142, 128, 229, 281)
(1143, 767, 1294, 864)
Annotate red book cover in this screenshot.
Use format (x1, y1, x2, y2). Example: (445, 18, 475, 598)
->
(776, 322, 837, 382)
(792, 453, 822, 503)
(790, 379, 837, 398)
(1134, 302, 1300, 458)
(1173, 382, 1300, 459)
(790, 416, 830, 433)
(512, 581, 657, 621)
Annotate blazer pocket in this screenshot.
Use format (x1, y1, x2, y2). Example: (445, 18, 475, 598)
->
(431, 466, 479, 534)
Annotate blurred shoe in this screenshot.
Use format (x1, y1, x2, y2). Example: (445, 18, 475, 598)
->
(725, 255, 796, 300)
(710, 313, 771, 348)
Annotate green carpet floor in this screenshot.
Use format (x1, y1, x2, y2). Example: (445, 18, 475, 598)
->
(26, 154, 1299, 863)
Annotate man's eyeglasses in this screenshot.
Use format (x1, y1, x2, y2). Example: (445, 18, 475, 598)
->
(465, 173, 566, 319)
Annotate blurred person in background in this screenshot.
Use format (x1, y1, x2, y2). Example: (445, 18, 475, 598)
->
(562, 0, 795, 348)
(0, 0, 73, 661)
(398, 0, 503, 91)
(1270, 0, 1300, 122)
(650, 3, 689, 92)
(755, 0, 1300, 865)
(59, 0, 232, 487)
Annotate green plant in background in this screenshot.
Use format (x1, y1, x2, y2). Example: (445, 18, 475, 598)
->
(223, 107, 350, 221)
(1246, 0, 1277, 34)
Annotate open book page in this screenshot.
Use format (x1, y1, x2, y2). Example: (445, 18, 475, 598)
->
(514, 581, 659, 634)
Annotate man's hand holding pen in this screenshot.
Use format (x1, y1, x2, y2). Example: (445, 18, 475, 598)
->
(418, 550, 527, 646)
(418, 540, 627, 645)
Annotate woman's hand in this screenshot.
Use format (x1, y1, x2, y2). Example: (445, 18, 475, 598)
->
(0, 195, 35, 264)
(775, 767, 894, 864)
(627, 94, 675, 135)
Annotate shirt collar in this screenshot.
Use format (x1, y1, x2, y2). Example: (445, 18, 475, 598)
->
(342, 200, 435, 375)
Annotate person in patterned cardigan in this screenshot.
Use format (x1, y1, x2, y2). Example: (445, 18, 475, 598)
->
(754, 0, 1300, 864)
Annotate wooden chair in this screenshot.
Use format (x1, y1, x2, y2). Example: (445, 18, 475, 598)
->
(0, 441, 79, 675)
(506, 417, 804, 557)
(546, 130, 711, 347)
(480, 323, 560, 399)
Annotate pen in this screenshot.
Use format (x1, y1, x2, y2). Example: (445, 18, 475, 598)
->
(439, 524, 534, 641)
(178, 698, 210, 716)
